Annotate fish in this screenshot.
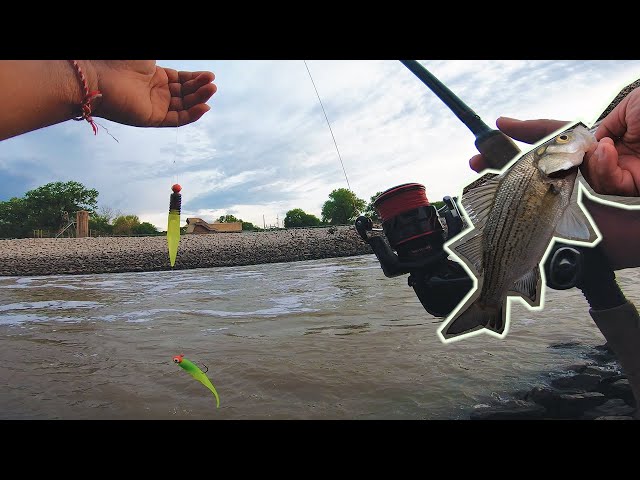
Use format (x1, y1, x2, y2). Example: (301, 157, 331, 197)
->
(439, 122, 599, 341)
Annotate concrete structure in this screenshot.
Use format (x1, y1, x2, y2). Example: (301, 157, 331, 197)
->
(185, 218, 243, 234)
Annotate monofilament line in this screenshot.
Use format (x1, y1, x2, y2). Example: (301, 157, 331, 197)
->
(304, 60, 351, 191)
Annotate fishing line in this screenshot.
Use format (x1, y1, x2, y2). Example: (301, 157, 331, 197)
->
(166, 92, 183, 267)
(304, 60, 351, 191)
(172, 112, 180, 186)
(94, 121, 120, 143)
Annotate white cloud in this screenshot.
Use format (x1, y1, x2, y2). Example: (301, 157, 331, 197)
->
(2, 60, 640, 231)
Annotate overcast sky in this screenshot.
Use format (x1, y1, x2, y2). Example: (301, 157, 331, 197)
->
(1, 60, 639, 230)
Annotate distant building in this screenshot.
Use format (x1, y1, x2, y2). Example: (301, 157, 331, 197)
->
(185, 218, 243, 234)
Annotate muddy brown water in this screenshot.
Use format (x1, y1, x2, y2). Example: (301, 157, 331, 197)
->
(2, 255, 636, 419)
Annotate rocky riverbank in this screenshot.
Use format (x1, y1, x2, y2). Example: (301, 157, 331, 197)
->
(0, 226, 373, 277)
(469, 341, 638, 420)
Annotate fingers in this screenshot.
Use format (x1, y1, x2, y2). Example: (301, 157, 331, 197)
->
(469, 153, 486, 173)
(168, 71, 217, 112)
(168, 82, 217, 112)
(581, 137, 640, 196)
(170, 71, 216, 99)
(165, 69, 215, 85)
(178, 103, 211, 126)
(183, 82, 217, 109)
(178, 70, 215, 87)
(595, 95, 630, 140)
(161, 103, 212, 127)
(495, 117, 571, 144)
(468, 118, 571, 173)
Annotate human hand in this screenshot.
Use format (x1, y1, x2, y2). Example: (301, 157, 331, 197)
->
(470, 88, 640, 197)
(469, 117, 572, 172)
(588, 88, 640, 196)
(90, 60, 217, 128)
(467, 108, 640, 271)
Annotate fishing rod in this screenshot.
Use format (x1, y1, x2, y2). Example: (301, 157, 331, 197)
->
(356, 61, 632, 320)
(399, 60, 521, 170)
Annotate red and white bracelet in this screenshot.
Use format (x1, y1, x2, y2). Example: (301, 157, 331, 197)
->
(68, 60, 102, 135)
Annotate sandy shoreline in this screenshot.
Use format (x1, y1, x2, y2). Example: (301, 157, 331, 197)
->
(0, 226, 373, 277)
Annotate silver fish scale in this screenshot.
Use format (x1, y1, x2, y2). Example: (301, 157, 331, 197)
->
(479, 150, 576, 304)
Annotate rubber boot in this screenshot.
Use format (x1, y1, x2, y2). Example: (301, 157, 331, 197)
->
(590, 301, 640, 419)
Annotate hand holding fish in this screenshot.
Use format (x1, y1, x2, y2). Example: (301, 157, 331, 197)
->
(0, 60, 217, 142)
(588, 87, 640, 196)
(468, 91, 640, 272)
(470, 87, 640, 197)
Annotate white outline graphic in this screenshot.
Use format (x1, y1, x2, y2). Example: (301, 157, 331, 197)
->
(436, 111, 640, 344)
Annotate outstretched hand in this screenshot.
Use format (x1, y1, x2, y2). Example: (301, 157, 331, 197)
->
(92, 60, 217, 128)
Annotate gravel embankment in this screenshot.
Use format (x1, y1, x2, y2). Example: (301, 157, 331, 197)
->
(0, 226, 373, 276)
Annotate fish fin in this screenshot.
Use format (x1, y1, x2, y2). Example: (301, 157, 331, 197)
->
(450, 231, 484, 275)
(461, 176, 501, 231)
(554, 187, 597, 243)
(509, 266, 542, 306)
(449, 174, 501, 274)
(443, 300, 505, 338)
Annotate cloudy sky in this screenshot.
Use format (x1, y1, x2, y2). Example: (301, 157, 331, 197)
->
(1, 60, 640, 231)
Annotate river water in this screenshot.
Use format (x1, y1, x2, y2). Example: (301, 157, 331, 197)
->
(2, 254, 638, 420)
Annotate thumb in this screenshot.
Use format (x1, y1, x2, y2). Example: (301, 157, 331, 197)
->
(496, 117, 571, 144)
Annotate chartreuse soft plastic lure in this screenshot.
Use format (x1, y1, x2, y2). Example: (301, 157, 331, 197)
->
(167, 184, 182, 267)
(173, 354, 220, 408)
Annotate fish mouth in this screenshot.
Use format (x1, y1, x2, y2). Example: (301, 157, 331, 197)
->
(547, 166, 578, 180)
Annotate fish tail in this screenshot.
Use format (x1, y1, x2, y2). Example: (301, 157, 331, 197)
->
(443, 301, 504, 338)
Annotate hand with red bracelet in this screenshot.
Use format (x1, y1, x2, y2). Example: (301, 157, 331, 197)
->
(0, 60, 217, 141)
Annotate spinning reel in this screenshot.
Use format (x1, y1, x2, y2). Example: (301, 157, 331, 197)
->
(355, 182, 586, 318)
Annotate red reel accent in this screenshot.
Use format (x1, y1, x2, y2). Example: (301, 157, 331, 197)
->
(374, 183, 430, 221)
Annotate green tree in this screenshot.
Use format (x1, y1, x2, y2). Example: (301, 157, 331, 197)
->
(0, 181, 98, 238)
(88, 213, 114, 235)
(112, 215, 140, 235)
(217, 214, 240, 223)
(216, 214, 259, 230)
(284, 208, 321, 228)
(88, 205, 117, 235)
(321, 188, 366, 225)
(24, 181, 98, 231)
(0, 197, 29, 238)
(242, 221, 261, 231)
(134, 222, 159, 235)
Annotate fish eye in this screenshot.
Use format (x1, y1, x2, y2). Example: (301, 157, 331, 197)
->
(555, 134, 570, 144)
